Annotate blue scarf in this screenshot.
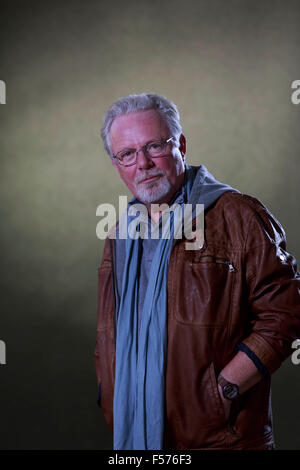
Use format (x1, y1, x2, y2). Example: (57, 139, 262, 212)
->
(113, 164, 196, 450)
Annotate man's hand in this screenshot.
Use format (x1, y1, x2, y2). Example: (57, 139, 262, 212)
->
(216, 350, 264, 423)
(219, 350, 263, 396)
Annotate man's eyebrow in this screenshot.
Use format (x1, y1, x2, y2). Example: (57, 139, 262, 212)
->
(119, 138, 164, 150)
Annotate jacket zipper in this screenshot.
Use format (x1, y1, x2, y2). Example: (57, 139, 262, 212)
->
(197, 255, 236, 272)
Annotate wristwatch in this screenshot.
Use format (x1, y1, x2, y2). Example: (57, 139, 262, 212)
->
(218, 374, 239, 400)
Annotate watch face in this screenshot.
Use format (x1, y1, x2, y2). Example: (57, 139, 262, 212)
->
(223, 383, 239, 400)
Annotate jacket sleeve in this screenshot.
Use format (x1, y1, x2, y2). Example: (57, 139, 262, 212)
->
(94, 237, 113, 407)
(240, 198, 300, 375)
(95, 269, 102, 406)
(95, 343, 102, 407)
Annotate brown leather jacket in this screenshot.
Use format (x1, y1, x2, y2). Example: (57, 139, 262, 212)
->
(95, 191, 300, 450)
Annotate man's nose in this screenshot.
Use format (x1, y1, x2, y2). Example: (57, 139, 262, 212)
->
(136, 149, 154, 169)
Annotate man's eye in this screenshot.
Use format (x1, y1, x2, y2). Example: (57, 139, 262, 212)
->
(120, 150, 135, 159)
(149, 143, 162, 151)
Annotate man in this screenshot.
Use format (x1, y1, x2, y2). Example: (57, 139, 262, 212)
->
(95, 93, 300, 450)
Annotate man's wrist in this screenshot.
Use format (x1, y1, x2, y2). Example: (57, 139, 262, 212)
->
(218, 374, 239, 400)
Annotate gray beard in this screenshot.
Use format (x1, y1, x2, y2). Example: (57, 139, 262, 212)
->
(134, 174, 172, 203)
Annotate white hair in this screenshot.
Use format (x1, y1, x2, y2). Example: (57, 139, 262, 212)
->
(100, 93, 182, 158)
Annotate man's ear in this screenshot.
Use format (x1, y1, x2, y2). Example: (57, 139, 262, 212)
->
(179, 134, 186, 160)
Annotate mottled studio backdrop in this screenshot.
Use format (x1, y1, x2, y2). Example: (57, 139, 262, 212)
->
(0, 0, 299, 449)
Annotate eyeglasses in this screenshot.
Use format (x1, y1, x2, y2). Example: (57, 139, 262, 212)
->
(112, 137, 174, 167)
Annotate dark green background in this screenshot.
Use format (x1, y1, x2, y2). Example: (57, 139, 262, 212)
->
(0, 0, 299, 450)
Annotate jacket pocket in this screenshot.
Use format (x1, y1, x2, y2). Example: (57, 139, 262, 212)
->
(173, 252, 236, 326)
(208, 362, 238, 437)
(208, 362, 228, 426)
(194, 255, 235, 271)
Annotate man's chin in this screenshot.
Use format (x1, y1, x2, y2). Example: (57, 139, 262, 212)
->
(136, 188, 171, 204)
(134, 177, 171, 204)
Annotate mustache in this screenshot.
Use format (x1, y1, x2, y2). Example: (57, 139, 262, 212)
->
(135, 170, 165, 184)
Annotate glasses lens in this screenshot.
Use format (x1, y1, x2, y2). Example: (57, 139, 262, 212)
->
(115, 139, 171, 166)
(147, 141, 166, 157)
(117, 149, 136, 166)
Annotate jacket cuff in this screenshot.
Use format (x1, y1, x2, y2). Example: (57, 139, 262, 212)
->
(239, 333, 282, 375)
(235, 342, 269, 378)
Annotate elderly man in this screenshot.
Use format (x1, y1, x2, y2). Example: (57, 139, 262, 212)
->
(95, 93, 300, 450)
